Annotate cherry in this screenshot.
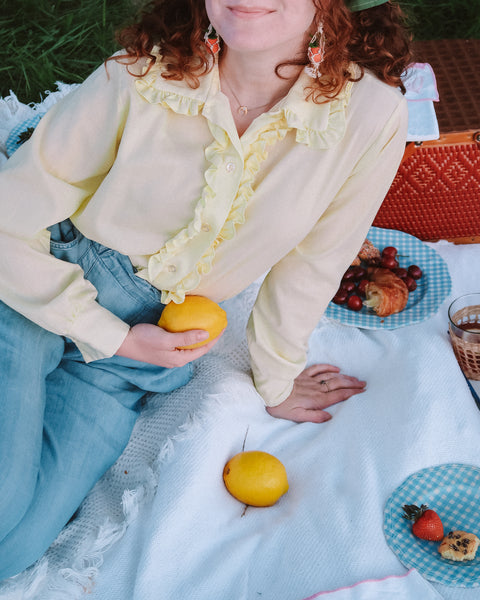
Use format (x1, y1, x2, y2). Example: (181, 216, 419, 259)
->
(340, 280, 356, 293)
(382, 246, 398, 258)
(347, 295, 363, 311)
(342, 267, 357, 281)
(404, 276, 417, 292)
(356, 279, 370, 297)
(407, 265, 423, 280)
(332, 290, 349, 305)
(351, 266, 366, 281)
(392, 267, 408, 280)
(380, 256, 399, 269)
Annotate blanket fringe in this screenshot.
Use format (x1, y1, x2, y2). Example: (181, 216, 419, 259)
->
(0, 82, 78, 165)
(0, 480, 155, 599)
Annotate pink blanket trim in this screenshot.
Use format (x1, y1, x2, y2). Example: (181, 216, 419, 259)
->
(301, 569, 416, 599)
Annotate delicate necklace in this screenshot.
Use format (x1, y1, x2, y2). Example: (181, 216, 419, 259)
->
(221, 74, 283, 117)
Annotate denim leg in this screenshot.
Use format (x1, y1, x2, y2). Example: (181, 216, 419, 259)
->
(0, 351, 192, 580)
(0, 221, 193, 579)
(0, 301, 64, 543)
(0, 356, 143, 579)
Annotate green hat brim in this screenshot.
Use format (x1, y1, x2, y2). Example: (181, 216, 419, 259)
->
(347, 0, 389, 11)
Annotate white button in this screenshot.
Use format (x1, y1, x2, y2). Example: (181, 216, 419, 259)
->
(201, 223, 211, 232)
(167, 264, 176, 273)
(225, 161, 236, 173)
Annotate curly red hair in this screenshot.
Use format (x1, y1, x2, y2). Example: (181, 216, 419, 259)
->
(112, 0, 411, 100)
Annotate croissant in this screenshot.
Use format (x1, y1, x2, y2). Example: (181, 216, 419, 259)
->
(364, 268, 409, 317)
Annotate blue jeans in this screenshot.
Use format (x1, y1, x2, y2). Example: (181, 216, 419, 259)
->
(0, 221, 192, 579)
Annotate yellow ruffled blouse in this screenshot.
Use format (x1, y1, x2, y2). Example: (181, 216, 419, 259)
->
(0, 53, 408, 406)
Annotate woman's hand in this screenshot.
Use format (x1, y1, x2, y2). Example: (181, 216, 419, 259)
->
(115, 323, 224, 368)
(266, 364, 366, 423)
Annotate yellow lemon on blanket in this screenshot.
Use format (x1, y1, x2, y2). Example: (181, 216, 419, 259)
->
(223, 451, 289, 507)
(158, 295, 227, 349)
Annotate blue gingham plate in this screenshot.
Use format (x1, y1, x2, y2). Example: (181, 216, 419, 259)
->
(384, 464, 480, 587)
(325, 227, 451, 329)
(6, 114, 43, 157)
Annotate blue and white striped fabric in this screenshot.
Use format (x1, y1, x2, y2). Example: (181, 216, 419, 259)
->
(384, 463, 480, 587)
(325, 227, 452, 329)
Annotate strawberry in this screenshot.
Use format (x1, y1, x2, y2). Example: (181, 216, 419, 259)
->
(402, 504, 444, 541)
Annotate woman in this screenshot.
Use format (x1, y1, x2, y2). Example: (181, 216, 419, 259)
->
(0, 0, 411, 579)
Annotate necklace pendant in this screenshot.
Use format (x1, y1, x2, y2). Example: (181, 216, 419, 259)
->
(238, 105, 248, 116)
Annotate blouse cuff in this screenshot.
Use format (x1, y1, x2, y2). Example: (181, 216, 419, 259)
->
(66, 302, 131, 363)
(254, 377, 295, 408)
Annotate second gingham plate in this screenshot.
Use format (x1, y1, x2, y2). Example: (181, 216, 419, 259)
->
(325, 227, 451, 329)
(384, 464, 480, 587)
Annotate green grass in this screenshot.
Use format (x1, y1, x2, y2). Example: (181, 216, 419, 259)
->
(0, 0, 478, 103)
(0, 0, 138, 102)
(402, 0, 480, 41)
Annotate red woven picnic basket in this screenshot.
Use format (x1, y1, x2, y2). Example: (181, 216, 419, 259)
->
(373, 39, 480, 243)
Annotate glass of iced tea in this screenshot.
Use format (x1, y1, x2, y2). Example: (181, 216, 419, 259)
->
(448, 293, 480, 380)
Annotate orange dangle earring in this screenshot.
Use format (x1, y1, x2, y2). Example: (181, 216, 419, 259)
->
(204, 24, 221, 56)
(306, 23, 326, 78)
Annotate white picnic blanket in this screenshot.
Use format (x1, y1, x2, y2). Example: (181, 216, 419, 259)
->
(2, 240, 479, 600)
(86, 242, 480, 600)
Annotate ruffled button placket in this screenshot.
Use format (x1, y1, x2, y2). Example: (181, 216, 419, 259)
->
(145, 125, 245, 304)
(150, 116, 290, 304)
(214, 117, 290, 246)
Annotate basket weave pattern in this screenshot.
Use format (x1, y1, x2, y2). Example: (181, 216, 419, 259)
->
(374, 143, 480, 240)
(449, 304, 480, 380)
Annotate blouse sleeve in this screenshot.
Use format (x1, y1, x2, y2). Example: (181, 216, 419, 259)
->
(246, 98, 409, 407)
(0, 59, 132, 361)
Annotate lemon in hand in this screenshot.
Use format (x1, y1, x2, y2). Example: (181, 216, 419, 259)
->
(158, 295, 227, 349)
(223, 451, 289, 507)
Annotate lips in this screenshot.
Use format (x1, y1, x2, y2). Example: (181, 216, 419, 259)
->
(227, 5, 274, 17)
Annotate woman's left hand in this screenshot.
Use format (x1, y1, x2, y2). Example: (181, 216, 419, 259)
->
(266, 364, 366, 423)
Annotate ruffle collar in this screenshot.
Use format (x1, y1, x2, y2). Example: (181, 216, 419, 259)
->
(279, 68, 355, 149)
(134, 54, 356, 149)
(135, 53, 215, 117)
